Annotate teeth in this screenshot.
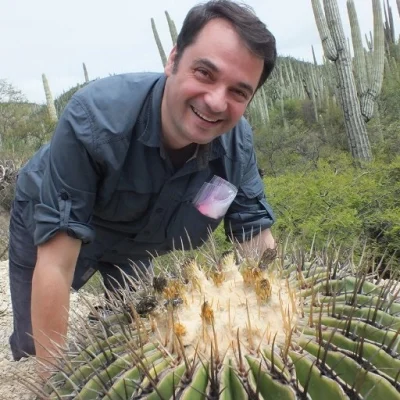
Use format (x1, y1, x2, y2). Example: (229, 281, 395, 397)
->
(191, 106, 219, 123)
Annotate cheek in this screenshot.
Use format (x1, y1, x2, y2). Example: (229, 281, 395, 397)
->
(230, 104, 247, 120)
(180, 79, 207, 99)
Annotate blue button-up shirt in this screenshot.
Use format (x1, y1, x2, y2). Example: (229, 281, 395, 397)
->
(15, 72, 275, 288)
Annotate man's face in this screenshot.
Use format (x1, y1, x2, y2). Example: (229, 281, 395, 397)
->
(161, 18, 264, 149)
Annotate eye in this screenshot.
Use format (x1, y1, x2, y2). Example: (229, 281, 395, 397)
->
(194, 68, 211, 80)
(233, 89, 248, 101)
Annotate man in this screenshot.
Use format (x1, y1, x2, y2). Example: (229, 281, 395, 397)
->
(9, 0, 277, 375)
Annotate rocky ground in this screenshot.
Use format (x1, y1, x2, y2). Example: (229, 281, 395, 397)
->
(0, 260, 34, 400)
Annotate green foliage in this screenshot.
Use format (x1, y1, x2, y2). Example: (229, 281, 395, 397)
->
(265, 155, 400, 258)
(253, 97, 347, 176)
(0, 80, 30, 144)
(0, 159, 18, 212)
(54, 83, 86, 116)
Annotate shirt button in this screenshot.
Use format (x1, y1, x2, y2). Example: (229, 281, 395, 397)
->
(155, 208, 164, 214)
(60, 192, 69, 200)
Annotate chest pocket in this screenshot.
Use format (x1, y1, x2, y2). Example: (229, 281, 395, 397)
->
(165, 174, 223, 251)
(167, 201, 223, 250)
(94, 176, 157, 222)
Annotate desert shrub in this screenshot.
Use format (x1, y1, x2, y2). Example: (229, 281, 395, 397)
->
(0, 159, 19, 212)
(264, 155, 400, 259)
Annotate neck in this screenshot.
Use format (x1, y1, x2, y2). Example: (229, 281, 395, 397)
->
(164, 143, 197, 170)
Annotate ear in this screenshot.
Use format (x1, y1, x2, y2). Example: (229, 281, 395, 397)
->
(165, 45, 178, 76)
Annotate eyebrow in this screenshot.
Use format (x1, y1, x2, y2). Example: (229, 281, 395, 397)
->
(193, 58, 255, 95)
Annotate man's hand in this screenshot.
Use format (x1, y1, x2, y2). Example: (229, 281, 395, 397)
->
(31, 231, 81, 379)
(239, 228, 276, 260)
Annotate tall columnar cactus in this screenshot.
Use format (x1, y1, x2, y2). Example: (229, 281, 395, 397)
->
(83, 62, 90, 83)
(303, 74, 319, 122)
(151, 11, 179, 68)
(23, 237, 400, 399)
(246, 86, 269, 129)
(347, 0, 385, 122)
(383, 0, 395, 45)
(41, 73, 58, 123)
(151, 17, 167, 67)
(311, 0, 372, 162)
(278, 66, 288, 128)
(311, 45, 318, 66)
(259, 86, 270, 124)
(165, 11, 178, 45)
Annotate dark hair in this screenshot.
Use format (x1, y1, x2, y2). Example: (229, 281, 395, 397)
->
(174, 0, 277, 89)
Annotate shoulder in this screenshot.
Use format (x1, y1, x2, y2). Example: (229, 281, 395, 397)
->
(68, 72, 164, 138)
(74, 72, 163, 105)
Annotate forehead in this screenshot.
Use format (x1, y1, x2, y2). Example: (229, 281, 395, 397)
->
(189, 18, 245, 51)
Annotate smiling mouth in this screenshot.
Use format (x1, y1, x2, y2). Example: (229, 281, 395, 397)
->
(191, 106, 221, 123)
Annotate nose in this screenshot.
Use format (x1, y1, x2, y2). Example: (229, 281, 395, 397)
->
(204, 86, 227, 114)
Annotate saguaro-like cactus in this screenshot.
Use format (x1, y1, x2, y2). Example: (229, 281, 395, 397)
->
(83, 62, 90, 83)
(151, 17, 167, 67)
(312, 0, 372, 162)
(165, 11, 178, 45)
(383, 0, 395, 45)
(151, 11, 179, 68)
(41, 73, 58, 123)
(347, 0, 385, 122)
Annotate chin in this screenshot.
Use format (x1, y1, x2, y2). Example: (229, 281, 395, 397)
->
(189, 134, 217, 145)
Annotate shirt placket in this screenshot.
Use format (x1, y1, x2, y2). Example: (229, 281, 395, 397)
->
(133, 159, 198, 244)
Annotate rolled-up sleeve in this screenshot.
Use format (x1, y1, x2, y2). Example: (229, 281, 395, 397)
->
(224, 147, 275, 243)
(34, 96, 98, 245)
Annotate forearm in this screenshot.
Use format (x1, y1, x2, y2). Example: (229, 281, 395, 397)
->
(31, 261, 73, 371)
(31, 232, 80, 376)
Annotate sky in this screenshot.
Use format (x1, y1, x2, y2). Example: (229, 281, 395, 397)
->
(1, 0, 399, 104)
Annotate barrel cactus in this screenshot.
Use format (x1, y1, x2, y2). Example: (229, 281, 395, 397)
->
(28, 237, 400, 399)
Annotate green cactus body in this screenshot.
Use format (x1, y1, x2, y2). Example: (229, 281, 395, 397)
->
(83, 63, 89, 83)
(42, 73, 58, 123)
(151, 18, 167, 67)
(348, 0, 384, 122)
(165, 11, 178, 46)
(347, 0, 368, 99)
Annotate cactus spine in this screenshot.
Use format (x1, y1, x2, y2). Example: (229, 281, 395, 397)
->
(312, 0, 372, 162)
(41, 73, 58, 123)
